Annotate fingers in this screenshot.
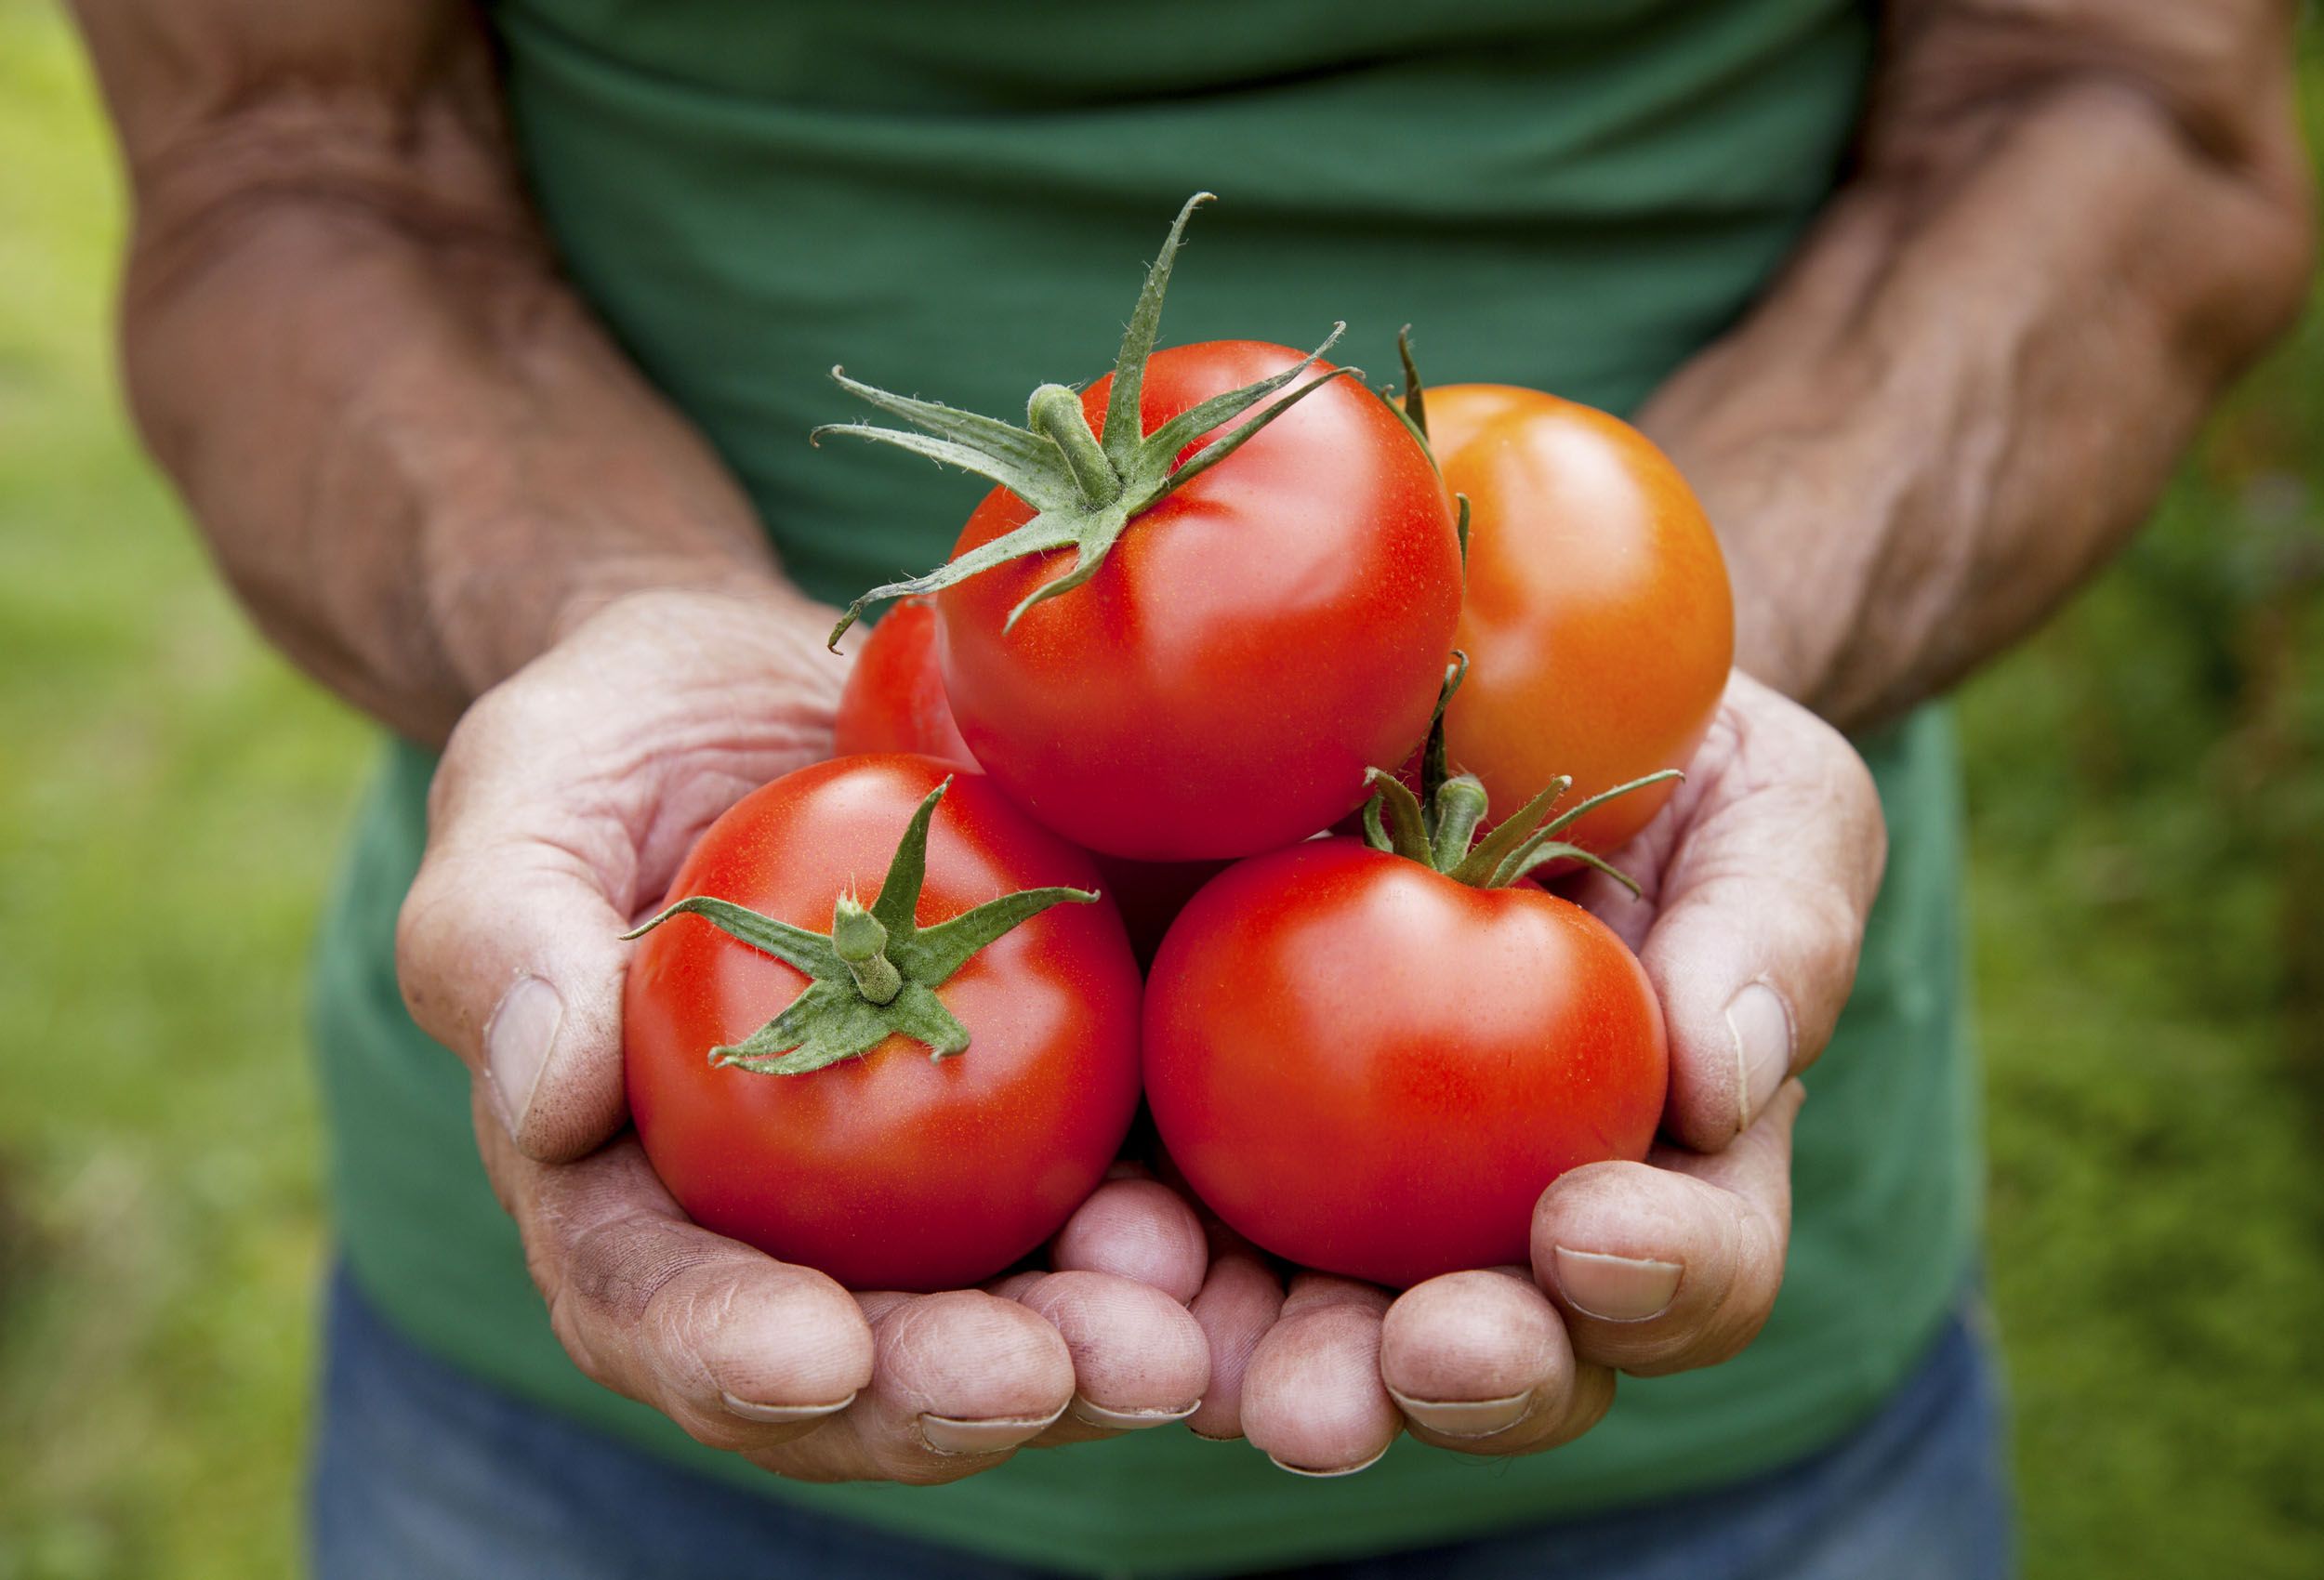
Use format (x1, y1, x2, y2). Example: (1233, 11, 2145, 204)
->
(1063, 1165, 1277, 1443)
(1018, 1176, 1212, 1443)
(1535, 1081, 1803, 1376)
(1239, 1275, 1401, 1475)
(792, 1290, 1077, 1482)
(1611, 673, 1885, 1150)
(1050, 1176, 1208, 1305)
(481, 1109, 874, 1455)
(1183, 1221, 1284, 1441)
(398, 682, 640, 1163)
(397, 589, 837, 1165)
(483, 1097, 1083, 1487)
(1004, 1271, 1208, 1442)
(1380, 1270, 1615, 1455)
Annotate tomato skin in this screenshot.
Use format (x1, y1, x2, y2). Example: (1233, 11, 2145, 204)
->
(832, 598, 974, 765)
(1428, 386, 1732, 853)
(1143, 839, 1667, 1289)
(623, 755, 1142, 1291)
(937, 344, 1460, 862)
(832, 599, 1225, 964)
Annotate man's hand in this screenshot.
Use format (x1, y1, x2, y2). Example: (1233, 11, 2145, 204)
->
(1184, 674, 1885, 1472)
(396, 587, 1210, 1482)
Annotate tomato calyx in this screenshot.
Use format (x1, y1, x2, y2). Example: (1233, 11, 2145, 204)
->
(1360, 654, 1680, 892)
(1370, 323, 1438, 467)
(622, 776, 1098, 1074)
(1376, 325, 1468, 553)
(820, 192, 1358, 648)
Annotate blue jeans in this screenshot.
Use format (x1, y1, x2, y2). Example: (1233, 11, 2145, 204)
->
(310, 1266, 2012, 1579)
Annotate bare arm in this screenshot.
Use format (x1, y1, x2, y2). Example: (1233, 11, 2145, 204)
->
(1209, 2, 2316, 1465)
(1643, 0, 2313, 730)
(71, 0, 1220, 1485)
(71, 0, 793, 746)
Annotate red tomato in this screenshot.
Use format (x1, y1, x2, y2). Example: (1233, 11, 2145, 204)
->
(833, 597, 973, 765)
(1428, 386, 1732, 853)
(1088, 851, 1226, 969)
(624, 754, 1142, 1291)
(1143, 838, 1667, 1289)
(937, 347, 1458, 862)
(834, 597, 1225, 964)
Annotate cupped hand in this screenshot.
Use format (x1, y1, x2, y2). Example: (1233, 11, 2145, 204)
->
(1194, 671, 1886, 1472)
(395, 586, 1208, 1483)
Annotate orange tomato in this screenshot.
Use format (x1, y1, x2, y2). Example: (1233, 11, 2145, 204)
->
(1427, 385, 1733, 853)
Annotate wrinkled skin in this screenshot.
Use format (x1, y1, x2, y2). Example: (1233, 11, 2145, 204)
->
(827, 600, 1890, 1474)
(396, 591, 1884, 1484)
(935, 344, 1460, 862)
(399, 591, 1210, 1482)
(625, 755, 1143, 1292)
(1182, 672, 1888, 1473)
(1429, 385, 1734, 854)
(1145, 841, 1668, 1289)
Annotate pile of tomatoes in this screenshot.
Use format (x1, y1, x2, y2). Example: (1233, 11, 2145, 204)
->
(623, 197, 1732, 1294)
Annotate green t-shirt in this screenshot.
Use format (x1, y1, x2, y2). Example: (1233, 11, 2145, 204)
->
(312, 2, 1981, 1573)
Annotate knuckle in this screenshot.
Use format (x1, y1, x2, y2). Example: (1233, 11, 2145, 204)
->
(391, 871, 456, 1019)
(557, 1202, 699, 1337)
(544, 1286, 613, 1389)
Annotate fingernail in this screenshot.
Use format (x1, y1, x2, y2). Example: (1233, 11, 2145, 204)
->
(918, 1404, 1067, 1456)
(1268, 1443, 1390, 1478)
(485, 975, 562, 1137)
(1552, 1248, 1682, 1323)
(1068, 1396, 1202, 1431)
(1726, 981, 1794, 1131)
(720, 1389, 855, 1424)
(1385, 1387, 1533, 1440)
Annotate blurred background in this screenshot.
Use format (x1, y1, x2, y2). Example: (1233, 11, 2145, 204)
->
(2, 2, 2320, 1575)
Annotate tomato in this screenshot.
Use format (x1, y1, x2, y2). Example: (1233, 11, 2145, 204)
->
(833, 596, 1226, 964)
(936, 349, 1456, 861)
(833, 597, 973, 765)
(1426, 385, 1731, 854)
(623, 754, 1142, 1291)
(1143, 837, 1666, 1289)
(826, 197, 1459, 862)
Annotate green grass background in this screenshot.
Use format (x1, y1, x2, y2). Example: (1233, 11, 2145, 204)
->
(2, 3, 2319, 1574)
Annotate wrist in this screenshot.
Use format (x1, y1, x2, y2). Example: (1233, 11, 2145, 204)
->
(429, 539, 813, 707)
(536, 560, 829, 665)
(537, 577, 851, 734)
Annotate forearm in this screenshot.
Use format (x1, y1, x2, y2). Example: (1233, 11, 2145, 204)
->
(1640, 0, 2312, 730)
(78, 2, 790, 745)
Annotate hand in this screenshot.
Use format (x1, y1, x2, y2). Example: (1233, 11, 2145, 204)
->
(396, 586, 1208, 1482)
(1189, 671, 1886, 1471)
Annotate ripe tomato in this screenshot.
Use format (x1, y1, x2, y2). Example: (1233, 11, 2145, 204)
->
(623, 754, 1142, 1291)
(825, 197, 1459, 862)
(938, 349, 1457, 861)
(834, 597, 1225, 964)
(833, 597, 973, 765)
(1143, 838, 1667, 1289)
(1427, 385, 1731, 853)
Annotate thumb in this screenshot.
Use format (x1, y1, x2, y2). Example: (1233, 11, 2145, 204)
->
(1632, 674, 1885, 1150)
(396, 689, 638, 1163)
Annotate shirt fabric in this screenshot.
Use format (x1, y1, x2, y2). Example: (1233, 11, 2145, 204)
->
(310, 2, 1983, 1573)
(309, 1265, 2010, 1580)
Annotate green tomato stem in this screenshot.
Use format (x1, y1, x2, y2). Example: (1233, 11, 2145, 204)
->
(1428, 777, 1489, 873)
(1027, 384, 1123, 508)
(621, 778, 1096, 1074)
(830, 893, 903, 1006)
